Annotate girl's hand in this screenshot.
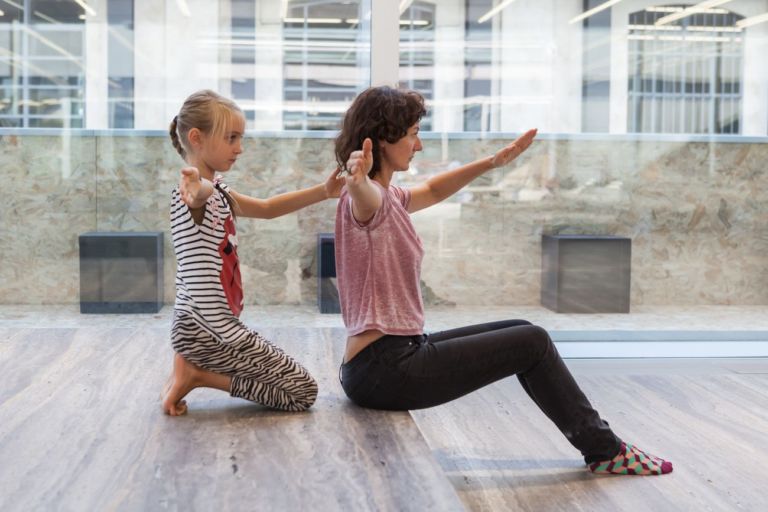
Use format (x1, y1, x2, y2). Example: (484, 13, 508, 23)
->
(491, 128, 538, 169)
(179, 167, 212, 207)
(344, 138, 374, 186)
(324, 167, 345, 198)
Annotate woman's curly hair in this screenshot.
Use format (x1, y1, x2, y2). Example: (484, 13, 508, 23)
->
(334, 86, 426, 178)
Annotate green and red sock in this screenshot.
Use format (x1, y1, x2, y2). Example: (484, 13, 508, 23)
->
(589, 442, 673, 476)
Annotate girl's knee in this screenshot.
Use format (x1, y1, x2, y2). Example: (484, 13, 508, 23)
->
(291, 377, 318, 411)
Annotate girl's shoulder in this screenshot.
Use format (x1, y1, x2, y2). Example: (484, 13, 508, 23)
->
(213, 174, 229, 191)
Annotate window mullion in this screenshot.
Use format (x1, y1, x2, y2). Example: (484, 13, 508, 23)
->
(370, 0, 399, 87)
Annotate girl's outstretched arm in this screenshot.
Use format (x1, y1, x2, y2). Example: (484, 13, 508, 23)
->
(230, 166, 343, 219)
(179, 167, 215, 208)
(407, 128, 537, 213)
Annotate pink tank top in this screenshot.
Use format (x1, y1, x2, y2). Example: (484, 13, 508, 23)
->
(334, 181, 425, 336)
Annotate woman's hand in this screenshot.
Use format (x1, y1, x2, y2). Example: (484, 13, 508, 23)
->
(179, 167, 213, 207)
(342, 138, 381, 223)
(344, 138, 374, 186)
(324, 167, 345, 198)
(491, 128, 538, 169)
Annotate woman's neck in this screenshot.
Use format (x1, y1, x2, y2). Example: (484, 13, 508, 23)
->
(373, 166, 395, 189)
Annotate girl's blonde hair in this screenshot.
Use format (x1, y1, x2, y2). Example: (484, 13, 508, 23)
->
(169, 89, 243, 161)
(170, 90, 242, 217)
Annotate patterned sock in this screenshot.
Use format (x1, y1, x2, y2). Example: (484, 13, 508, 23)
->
(589, 441, 673, 476)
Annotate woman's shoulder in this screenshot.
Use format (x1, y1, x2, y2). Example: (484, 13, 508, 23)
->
(388, 184, 410, 209)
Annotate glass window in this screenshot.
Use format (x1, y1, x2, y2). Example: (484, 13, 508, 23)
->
(228, 0, 371, 131)
(398, 1, 766, 137)
(399, 1, 435, 130)
(627, 5, 744, 134)
(108, 0, 134, 128)
(0, 0, 86, 128)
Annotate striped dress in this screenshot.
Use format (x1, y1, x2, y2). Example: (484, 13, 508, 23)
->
(170, 176, 317, 411)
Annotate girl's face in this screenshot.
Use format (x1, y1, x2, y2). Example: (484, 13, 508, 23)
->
(198, 114, 245, 173)
(380, 122, 422, 172)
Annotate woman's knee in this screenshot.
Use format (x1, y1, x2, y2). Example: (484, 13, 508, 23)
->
(522, 325, 554, 353)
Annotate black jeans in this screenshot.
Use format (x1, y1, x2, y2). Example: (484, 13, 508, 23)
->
(340, 320, 621, 463)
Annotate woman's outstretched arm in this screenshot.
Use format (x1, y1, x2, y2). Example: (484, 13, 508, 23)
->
(343, 138, 382, 223)
(407, 128, 537, 213)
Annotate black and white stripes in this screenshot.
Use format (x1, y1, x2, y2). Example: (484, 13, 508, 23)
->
(171, 182, 245, 344)
(171, 312, 317, 411)
(170, 180, 317, 411)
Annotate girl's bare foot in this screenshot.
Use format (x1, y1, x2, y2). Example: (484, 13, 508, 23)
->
(161, 353, 201, 416)
(160, 372, 173, 400)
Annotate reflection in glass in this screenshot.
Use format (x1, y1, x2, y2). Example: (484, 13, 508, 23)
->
(230, 0, 370, 131)
(0, 0, 85, 128)
(628, 6, 744, 134)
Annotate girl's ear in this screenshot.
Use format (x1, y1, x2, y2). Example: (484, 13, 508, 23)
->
(188, 127, 203, 149)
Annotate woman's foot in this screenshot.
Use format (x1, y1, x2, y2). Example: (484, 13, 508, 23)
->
(161, 353, 201, 416)
(589, 442, 673, 476)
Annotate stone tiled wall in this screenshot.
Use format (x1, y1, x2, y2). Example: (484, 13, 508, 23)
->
(1, 133, 766, 306)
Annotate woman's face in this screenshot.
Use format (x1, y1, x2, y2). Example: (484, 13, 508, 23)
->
(380, 122, 422, 172)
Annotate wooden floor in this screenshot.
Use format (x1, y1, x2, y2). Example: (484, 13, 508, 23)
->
(412, 358, 768, 511)
(1, 325, 767, 511)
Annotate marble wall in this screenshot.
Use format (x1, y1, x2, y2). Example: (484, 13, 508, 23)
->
(0, 133, 766, 306)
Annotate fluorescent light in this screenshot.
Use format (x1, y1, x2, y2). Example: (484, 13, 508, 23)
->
(284, 18, 343, 24)
(628, 24, 682, 31)
(23, 26, 83, 68)
(659, 34, 735, 42)
(736, 12, 768, 28)
(175, 0, 191, 17)
(73, 0, 96, 17)
(2, 0, 22, 10)
(478, 0, 517, 24)
(0, 9, 4, 16)
(400, 20, 429, 26)
(687, 25, 741, 32)
(399, 0, 414, 15)
(655, 0, 733, 26)
(33, 10, 59, 23)
(631, 23, 741, 32)
(646, 6, 728, 14)
(569, 0, 624, 24)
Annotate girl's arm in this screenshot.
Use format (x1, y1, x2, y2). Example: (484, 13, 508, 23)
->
(407, 128, 537, 213)
(179, 167, 215, 208)
(230, 167, 343, 219)
(342, 138, 381, 224)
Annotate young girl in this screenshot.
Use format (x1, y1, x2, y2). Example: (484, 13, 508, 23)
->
(162, 89, 341, 416)
(335, 86, 672, 476)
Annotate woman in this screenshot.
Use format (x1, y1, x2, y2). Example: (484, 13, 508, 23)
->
(333, 86, 672, 476)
